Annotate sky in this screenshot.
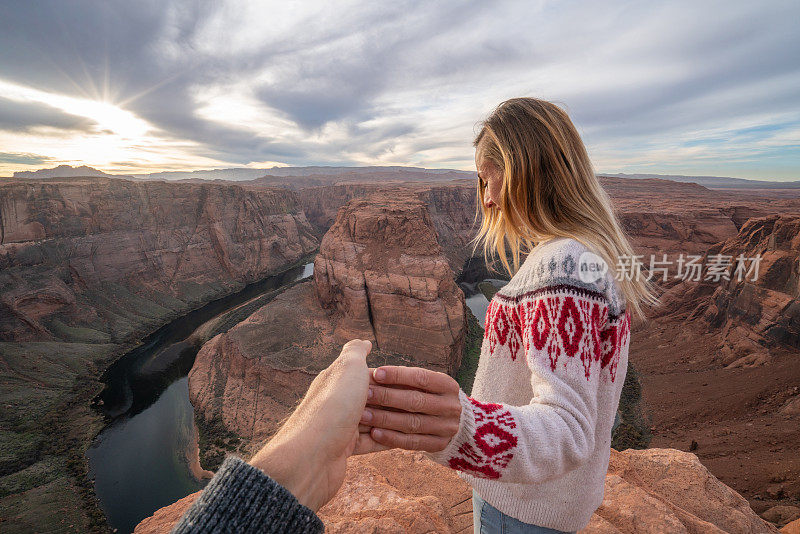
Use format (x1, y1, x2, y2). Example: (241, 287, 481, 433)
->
(0, 0, 798, 180)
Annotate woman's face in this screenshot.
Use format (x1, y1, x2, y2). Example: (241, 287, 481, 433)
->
(476, 155, 503, 210)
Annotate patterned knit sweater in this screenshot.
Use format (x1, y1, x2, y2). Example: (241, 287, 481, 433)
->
(425, 236, 631, 532)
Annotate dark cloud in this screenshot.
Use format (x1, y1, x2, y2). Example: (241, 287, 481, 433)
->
(0, 152, 52, 165)
(0, 97, 97, 133)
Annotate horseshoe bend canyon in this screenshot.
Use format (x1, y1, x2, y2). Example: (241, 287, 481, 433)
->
(1, 168, 800, 533)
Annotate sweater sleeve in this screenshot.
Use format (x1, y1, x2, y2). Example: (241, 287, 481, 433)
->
(171, 456, 324, 534)
(424, 281, 626, 484)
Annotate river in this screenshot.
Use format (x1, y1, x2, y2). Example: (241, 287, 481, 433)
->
(86, 261, 499, 533)
(461, 278, 508, 328)
(87, 262, 314, 534)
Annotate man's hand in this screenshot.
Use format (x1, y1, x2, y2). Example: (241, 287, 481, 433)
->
(249, 339, 388, 511)
(360, 365, 463, 453)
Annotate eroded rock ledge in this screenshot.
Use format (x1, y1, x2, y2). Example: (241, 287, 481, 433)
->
(655, 215, 800, 369)
(313, 193, 466, 374)
(134, 447, 779, 533)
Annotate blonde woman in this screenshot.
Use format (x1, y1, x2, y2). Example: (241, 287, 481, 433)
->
(361, 98, 658, 533)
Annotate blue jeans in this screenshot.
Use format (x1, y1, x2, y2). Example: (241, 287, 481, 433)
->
(472, 490, 576, 534)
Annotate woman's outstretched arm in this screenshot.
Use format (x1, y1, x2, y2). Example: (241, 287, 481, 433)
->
(364, 283, 630, 484)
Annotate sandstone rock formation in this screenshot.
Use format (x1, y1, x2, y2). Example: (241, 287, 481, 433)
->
(0, 176, 318, 532)
(189, 193, 466, 442)
(762, 506, 800, 529)
(135, 447, 779, 533)
(293, 183, 383, 236)
(294, 177, 797, 278)
(655, 215, 800, 368)
(314, 193, 466, 374)
(783, 517, 800, 534)
(295, 182, 481, 273)
(189, 281, 344, 442)
(585, 448, 779, 533)
(6, 171, 800, 533)
(0, 176, 318, 343)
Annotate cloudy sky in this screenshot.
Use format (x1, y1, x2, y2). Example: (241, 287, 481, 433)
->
(0, 0, 797, 179)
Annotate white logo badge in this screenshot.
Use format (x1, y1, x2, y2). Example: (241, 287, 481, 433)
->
(578, 251, 608, 284)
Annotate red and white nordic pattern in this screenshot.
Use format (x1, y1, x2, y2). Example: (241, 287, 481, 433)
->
(484, 286, 630, 382)
(446, 285, 631, 481)
(448, 397, 519, 479)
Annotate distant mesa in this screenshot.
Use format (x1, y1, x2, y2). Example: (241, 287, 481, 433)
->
(11, 164, 111, 179)
(133, 165, 475, 182)
(9, 163, 798, 189)
(603, 172, 800, 190)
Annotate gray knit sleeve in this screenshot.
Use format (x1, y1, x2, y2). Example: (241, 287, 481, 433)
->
(171, 456, 324, 533)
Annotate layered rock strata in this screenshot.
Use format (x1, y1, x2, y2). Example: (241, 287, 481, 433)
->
(655, 215, 800, 367)
(313, 193, 466, 374)
(0, 176, 318, 342)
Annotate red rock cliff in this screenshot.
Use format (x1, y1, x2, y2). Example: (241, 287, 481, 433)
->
(0, 176, 318, 342)
(314, 192, 466, 374)
(135, 447, 779, 533)
(294, 181, 480, 274)
(655, 215, 800, 368)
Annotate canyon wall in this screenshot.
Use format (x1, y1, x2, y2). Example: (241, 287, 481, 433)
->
(189, 192, 466, 442)
(656, 215, 800, 368)
(294, 181, 481, 273)
(0, 177, 318, 343)
(293, 177, 778, 278)
(186, 177, 794, 452)
(0, 176, 318, 533)
(2, 175, 778, 346)
(292, 183, 384, 235)
(4, 173, 799, 532)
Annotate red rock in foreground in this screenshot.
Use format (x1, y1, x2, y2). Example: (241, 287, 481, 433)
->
(135, 447, 778, 533)
(783, 517, 800, 533)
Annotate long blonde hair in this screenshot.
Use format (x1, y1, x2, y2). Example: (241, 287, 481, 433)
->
(470, 97, 659, 320)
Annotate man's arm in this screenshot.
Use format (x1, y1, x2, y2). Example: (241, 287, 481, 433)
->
(172, 456, 323, 534)
(171, 339, 379, 533)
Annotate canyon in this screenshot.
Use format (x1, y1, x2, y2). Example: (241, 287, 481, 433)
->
(0, 176, 318, 533)
(655, 215, 800, 366)
(0, 176, 318, 342)
(188, 191, 467, 446)
(632, 214, 800, 520)
(182, 177, 800, 531)
(1, 171, 799, 532)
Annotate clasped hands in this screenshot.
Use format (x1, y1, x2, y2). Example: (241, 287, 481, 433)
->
(359, 358, 463, 454)
(248, 339, 462, 512)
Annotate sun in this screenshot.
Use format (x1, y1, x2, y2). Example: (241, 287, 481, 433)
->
(0, 78, 150, 139)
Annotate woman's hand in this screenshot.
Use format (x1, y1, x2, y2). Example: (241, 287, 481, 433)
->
(360, 365, 463, 452)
